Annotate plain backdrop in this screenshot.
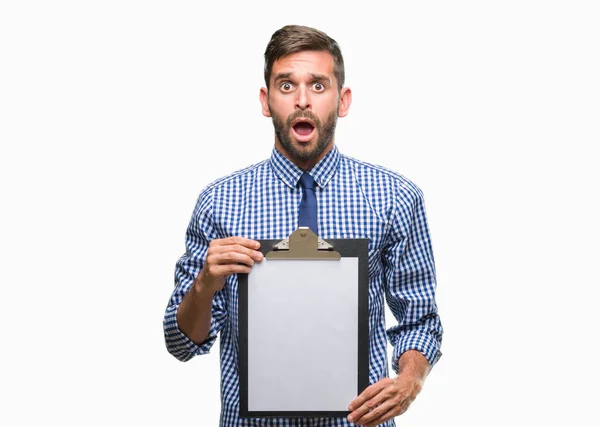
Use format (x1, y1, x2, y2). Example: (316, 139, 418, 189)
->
(1, 1, 599, 426)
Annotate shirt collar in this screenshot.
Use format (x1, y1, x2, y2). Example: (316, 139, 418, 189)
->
(270, 145, 341, 189)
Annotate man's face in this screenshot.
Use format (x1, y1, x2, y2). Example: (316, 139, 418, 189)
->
(260, 51, 351, 169)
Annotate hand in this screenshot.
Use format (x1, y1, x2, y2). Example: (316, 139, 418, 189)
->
(195, 236, 263, 294)
(346, 375, 422, 427)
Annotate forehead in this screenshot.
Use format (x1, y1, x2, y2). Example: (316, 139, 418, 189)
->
(271, 51, 335, 80)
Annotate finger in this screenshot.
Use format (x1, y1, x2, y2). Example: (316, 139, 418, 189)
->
(348, 380, 388, 411)
(213, 237, 261, 250)
(210, 243, 264, 262)
(364, 405, 398, 427)
(210, 251, 257, 268)
(350, 393, 392, 425)
(364, 395, 414, 427)
(348, 379, 392, 422)
(209, 263, 253, 277)
(354, 398, 396, 425)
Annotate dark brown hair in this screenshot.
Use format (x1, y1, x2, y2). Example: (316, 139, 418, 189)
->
(264, 25, 345, 92)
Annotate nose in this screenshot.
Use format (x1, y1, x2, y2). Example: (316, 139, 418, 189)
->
(295, 85, 311, 110)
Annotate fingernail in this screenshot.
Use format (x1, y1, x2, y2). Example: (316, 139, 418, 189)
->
(347, 415, 354, 422)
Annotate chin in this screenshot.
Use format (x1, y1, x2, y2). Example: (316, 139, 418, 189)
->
(293, 139, 317, 150)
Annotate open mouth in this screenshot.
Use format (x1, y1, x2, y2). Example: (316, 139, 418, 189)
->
(292, 120, 316, 142)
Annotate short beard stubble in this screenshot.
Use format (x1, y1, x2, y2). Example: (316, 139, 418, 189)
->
(270, 106, 338, 164)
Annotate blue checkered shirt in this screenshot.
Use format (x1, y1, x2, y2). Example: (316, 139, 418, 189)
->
(164, 145, 443, 426)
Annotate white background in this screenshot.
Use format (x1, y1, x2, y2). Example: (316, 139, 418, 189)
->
(1, 1, 599, 426)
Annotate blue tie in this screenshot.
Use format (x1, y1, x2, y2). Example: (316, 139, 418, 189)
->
(298, 172, 318, 235)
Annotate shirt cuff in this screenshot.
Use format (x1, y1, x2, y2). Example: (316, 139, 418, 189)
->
(391, 331, 442, 375)
(163, 304, 217, 361)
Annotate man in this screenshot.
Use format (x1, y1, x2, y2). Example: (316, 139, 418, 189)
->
(164, 25, 443, 426)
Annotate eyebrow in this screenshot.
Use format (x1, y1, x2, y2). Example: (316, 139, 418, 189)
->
(308, 73, 330, 83)
(273, 72, 331, 84)
(273, 72, 293, 83)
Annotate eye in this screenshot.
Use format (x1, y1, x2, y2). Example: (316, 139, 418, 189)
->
(280, 82, 294, 92)
(312, 82, 325, 92)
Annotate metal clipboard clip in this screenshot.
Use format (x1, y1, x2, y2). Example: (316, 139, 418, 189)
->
(266, 227, 341, 260)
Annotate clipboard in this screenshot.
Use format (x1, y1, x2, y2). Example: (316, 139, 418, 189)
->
(239, 227, 369, 419)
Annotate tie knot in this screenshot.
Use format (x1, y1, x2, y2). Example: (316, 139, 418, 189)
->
(299, 172, 316, 190)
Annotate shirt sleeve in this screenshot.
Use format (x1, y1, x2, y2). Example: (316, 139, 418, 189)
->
(163, 188, 229, 362)
(383, 184, 443, 374)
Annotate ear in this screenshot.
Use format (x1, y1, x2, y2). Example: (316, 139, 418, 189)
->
(259, 87, 271, 117)
(337, 87, 352, 117)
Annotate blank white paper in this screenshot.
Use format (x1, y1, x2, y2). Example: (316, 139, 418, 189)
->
(247, 257, 359, 412)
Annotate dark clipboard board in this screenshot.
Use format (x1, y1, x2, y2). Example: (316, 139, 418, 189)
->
(239, 227, 369, 419)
